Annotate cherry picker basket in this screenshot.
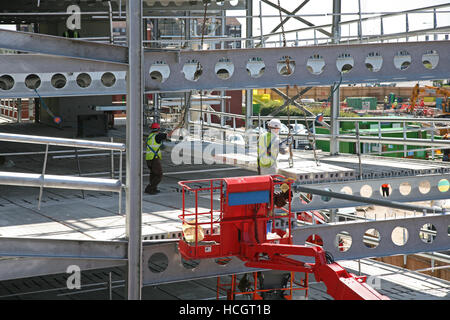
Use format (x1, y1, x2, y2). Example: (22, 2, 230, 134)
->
(178, 175, 294, 260)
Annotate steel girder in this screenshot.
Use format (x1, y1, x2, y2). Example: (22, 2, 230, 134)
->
(0, 212, 448, 284)
(290, 174, 450, 212)
(0, 36, 449, 97)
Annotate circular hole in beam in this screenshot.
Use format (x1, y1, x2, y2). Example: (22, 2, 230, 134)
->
(0, 75, 15, 91)
(438, 179, 449, 192)
(365, 52, 383, 72)
(336, 53, 354, 73)
(391, 226, 409, 246)
(399, 182, 411, 196)
(183, 60, 203, 81)
(215, 58, 234, 80)
(101, 72, 116, 87)
(76, 73, 92, 88)
(419, 223, 437, 243)
(418, 180, 431, 194)
(149, 61, 170, 83)
(306, 54, 325, 75)
(25, 74, 41, 90)
(181, 257, 200, 269)
(277, 56, 295, 76)
(148, 252, 169, 273)
(394, 50, 411, 71)
(51, 73, 67, 89)
(305, 234, 323, 247)
(422, 50, 439, 70)
(363, 228, 380, 248)
(335, 231, 352, 252)
(246, 57, 265, 78)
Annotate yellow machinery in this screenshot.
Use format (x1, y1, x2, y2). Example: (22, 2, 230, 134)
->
(409, 84, 450, 116)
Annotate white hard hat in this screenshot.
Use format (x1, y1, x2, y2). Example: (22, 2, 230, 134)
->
(267, 119, 282, 129)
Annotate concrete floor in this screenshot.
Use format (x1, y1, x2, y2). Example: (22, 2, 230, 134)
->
(0, 121, 448, 300)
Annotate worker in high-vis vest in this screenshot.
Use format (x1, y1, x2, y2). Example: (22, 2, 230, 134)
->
(257, 119, 287, 175)
(145, 123, 167, 195)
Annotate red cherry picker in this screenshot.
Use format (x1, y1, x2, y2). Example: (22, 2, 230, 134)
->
(178, 175, 388, 300)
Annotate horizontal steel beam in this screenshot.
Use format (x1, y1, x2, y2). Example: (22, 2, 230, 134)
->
(0, 172, 122, 192)
(0, 29, 128, 65)
(0, 212, 448, 283)
(0, 40, 449, 98)
(295, 185, 445, 213)
(290, 174, 450, 211)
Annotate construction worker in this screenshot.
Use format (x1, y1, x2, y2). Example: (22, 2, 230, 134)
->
(257, 119, 287, 175)
(145, 123, 167, 195)
(381, 183, 390, 197)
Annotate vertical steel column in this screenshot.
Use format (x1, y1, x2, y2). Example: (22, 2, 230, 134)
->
(357, 0, 362, 41)
(221, 9, 226, 128)
(330, 0, 341, 155)
(245, 0, 253, 132)
(125, 0, 143, 300)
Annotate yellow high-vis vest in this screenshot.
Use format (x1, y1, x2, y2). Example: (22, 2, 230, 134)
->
(146, 133, 162, 160)
(257, 132, 278, 168)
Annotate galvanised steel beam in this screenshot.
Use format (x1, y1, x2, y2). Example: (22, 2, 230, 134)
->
(0, 40, 448, 98)
(143, 41, 450, 92)
(290, 174, 450, 212)
(0, 30, 128, 65)
(141, 213, 450, 285)
(296, 185, 446, 214)
(0, 213, 448, 284)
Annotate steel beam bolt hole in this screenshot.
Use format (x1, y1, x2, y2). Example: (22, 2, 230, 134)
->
(380, 183, 392, 198)
(360, 185, 372, 198)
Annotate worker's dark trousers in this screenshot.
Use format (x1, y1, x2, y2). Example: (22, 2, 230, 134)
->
(146, 158, 163, 192)
(382, 187, 389, 197)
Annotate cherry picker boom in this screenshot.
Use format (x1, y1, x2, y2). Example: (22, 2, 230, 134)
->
(178, 175, 388, 300)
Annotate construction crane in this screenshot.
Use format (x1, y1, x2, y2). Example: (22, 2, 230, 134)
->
(409, 84, 450, 116)
(178, 175, 388, 300)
